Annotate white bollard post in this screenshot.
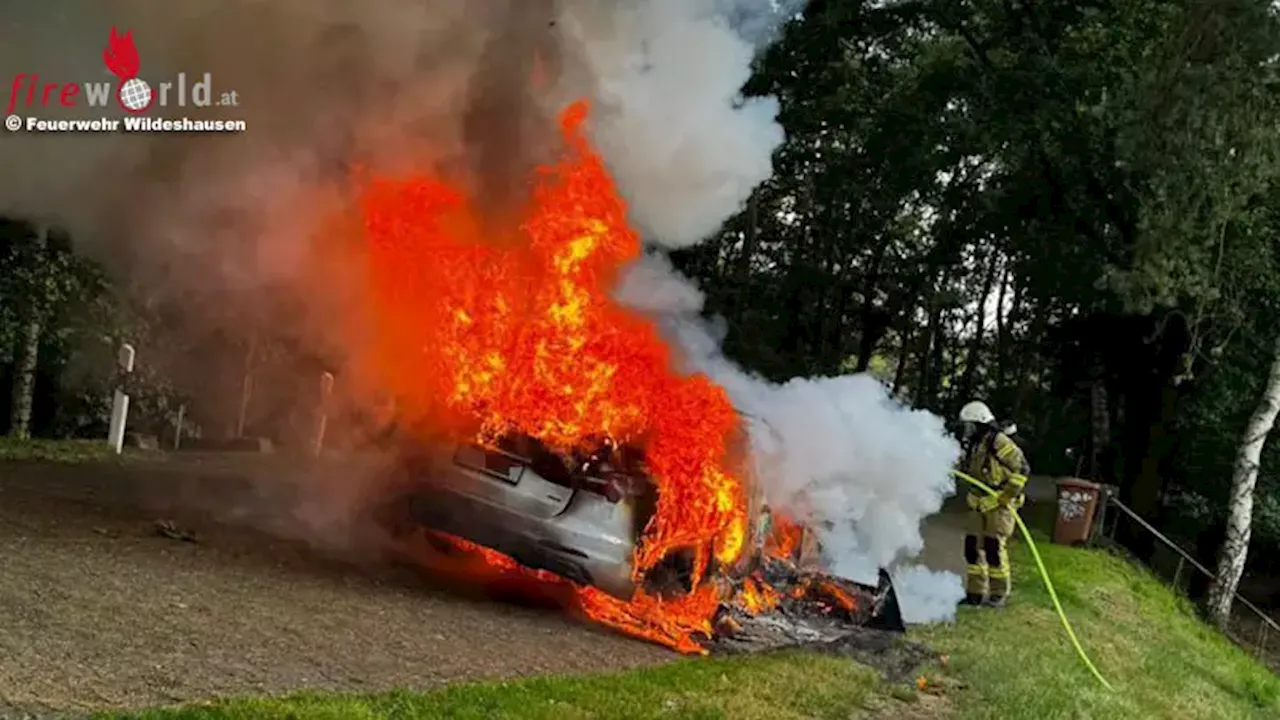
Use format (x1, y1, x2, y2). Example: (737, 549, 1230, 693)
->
(173, 403, 186, 451)
(106, 343, 136, 454)
(235, 332, 258, 439)
(311, 372, 334, 457)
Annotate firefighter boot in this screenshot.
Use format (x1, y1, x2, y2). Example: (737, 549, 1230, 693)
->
(983, 533, 1011, 610)
(962, 531, 988, 606)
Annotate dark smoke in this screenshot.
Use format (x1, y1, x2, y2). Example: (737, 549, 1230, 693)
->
(463, 0, 561, 231)
(0, 0, 579, 433)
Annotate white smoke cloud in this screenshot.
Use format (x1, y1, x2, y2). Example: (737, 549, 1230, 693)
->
(557, 0, 791, 248)
(594, 2, 968, 623)
(617, 254, 965, 623)
(891, 564, 968, 625)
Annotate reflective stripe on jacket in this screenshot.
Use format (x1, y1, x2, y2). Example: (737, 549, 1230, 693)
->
(962, 429, 1029, 508)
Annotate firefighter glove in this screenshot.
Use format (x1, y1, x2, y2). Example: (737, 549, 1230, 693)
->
(975, 494, 1001, 513)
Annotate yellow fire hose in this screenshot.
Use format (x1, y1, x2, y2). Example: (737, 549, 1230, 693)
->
(951, 469, 1114, 691)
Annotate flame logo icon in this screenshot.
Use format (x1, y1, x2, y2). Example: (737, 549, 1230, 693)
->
(103, 26, 152, 114)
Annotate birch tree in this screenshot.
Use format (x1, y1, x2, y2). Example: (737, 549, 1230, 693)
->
(1206, 333, 1280, 628)
(8, 225, 48, 439)
(0, 220, 94, 438)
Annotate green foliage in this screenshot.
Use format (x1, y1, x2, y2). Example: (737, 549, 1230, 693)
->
(98, 652, 881, 720)
(1102, 0, 1280, 326)
(0, 217, 162, 438)
(677, 0, 1280, 524)
(1170, 299, 1280, 563)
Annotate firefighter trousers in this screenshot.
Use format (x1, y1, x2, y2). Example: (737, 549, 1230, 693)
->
(964, 506, 1016, 598)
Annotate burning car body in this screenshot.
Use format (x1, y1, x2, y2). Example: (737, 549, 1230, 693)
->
(372, 433, 669, 601)
(349, 101, 904, 654)
(368, 426, 905, 653)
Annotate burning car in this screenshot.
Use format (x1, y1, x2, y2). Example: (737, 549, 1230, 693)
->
(369, 426, 905, 644)
(370, 433, 678, 601)
(353, 103, 903, 652)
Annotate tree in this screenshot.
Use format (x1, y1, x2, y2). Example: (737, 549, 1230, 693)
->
(1205, 332, 1280, 627)
(7, 224, 48, 438)
(0, 218, 127, 439)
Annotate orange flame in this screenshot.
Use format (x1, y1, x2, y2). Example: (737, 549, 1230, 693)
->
(356, 100, 748, 652)
(764, 512, 804, 562)
(816, 580, 859, 613)
(738, 575, 781, 615)
(787, 576, 859, 615)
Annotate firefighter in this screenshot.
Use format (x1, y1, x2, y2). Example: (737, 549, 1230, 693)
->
(956, 400, 1029, 608)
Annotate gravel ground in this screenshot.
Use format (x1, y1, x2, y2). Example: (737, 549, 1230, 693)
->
(0, 457, 672, 717)
(0, 455, 1058, 717)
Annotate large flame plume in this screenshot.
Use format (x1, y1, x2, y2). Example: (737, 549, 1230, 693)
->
(356, 100, 750, 653)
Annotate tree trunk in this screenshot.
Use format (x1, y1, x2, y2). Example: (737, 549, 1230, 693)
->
(734, 194, 760, 326)
(892, 322, 914, 396)
(945, 308, 963, 406)
(1011, 300, 1049, 418)
(778, 184, 815, 373)
(8, 226, 48, 440)
(234, 330, 259, 438)
(1088, 376, 1110, 480)
(916, 302, 942, 408)
(811, 241, 836, 373)
(824, 283, 853, 372)
(958, 253, 1000, 402)
(854, 241, 891, 372)
(1204, 332, 1280, 629)
(1129, 383, 1179, 520)
(994, 268, 1018, 396)
(926, 305, 947, 409)
(8, 319, 42, 439)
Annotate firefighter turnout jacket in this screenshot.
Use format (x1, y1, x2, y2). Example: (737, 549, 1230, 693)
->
(962, 429, 1029, 509)
(961, 428, 1029, 600)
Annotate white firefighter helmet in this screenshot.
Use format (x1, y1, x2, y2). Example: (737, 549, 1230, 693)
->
(958, 400, 996, 425)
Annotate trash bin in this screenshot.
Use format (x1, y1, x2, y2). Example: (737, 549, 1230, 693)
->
(1054, 478, 1102, 546)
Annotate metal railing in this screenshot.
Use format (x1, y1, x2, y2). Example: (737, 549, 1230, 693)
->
(1096, 493, 1280, 669)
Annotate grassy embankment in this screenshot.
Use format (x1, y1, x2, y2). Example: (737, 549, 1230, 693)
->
(99, 534, 1280, 719)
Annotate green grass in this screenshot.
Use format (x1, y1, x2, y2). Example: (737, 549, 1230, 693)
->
(913, 536, 1280, 719)
(0, 436, 128, 463)
(97, 652, 885, 720)
(99, 533, 1280, 720)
